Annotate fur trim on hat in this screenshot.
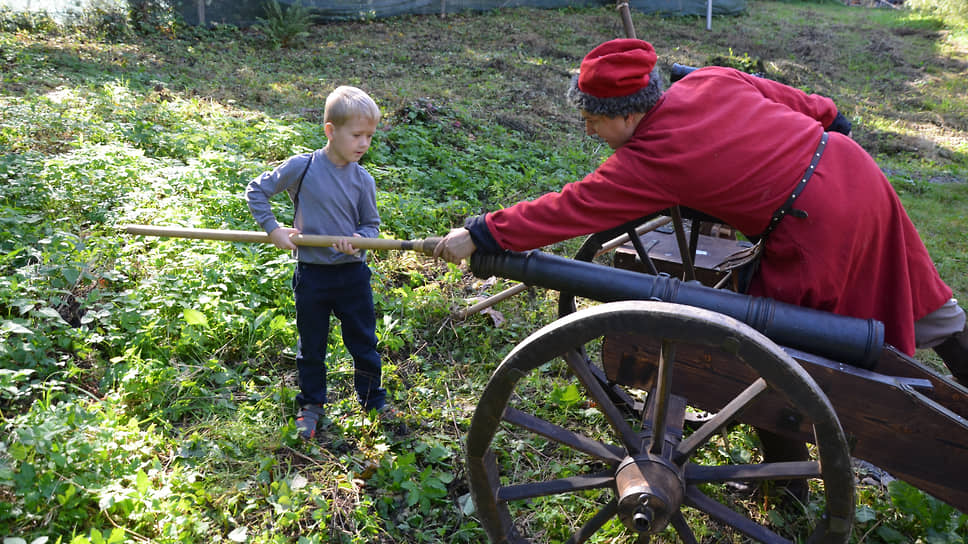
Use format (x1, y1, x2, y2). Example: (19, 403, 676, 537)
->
(566, 71, 665, 117)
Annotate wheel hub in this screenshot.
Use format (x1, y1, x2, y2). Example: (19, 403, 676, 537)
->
(614, 454, 684, 534)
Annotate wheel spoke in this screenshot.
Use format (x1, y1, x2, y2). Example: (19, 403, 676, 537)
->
(565, 349, 643, 453)
(685, 460, 821, 483)
(497, 470, 614, 502)
(503, 407, 626, 463)
(670, 511, 700, 544)
(586, 357, 640, 413)
(684, 485, 793, 544)
(563, 499, 619, 544)
(640, 391, 687, 454)
(648, 339, 677, 455)
(673, 378, 769, 464)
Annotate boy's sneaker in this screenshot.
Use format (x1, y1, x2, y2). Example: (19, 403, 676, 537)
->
(377, 405, 409, 436)
(295, 404, 326, 440)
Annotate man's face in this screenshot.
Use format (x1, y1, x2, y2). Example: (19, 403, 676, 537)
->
(581, 111, 636, 150)
(325, 116, 378, 166)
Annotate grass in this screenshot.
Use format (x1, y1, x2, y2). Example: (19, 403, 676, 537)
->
(1, 1, 967, 543)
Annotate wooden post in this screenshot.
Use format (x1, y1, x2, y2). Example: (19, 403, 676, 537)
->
(456, 283, 530, 319)
(594, 216, 674, 258)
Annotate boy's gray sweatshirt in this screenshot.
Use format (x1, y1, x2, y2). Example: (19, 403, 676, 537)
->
(245, 149, 380, 265)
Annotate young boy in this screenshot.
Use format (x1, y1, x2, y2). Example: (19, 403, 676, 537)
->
(246, 85, 398, 440)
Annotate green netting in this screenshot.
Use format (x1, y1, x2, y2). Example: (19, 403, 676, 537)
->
(631, 0, 745, 15)
(174, 0, 745, 27)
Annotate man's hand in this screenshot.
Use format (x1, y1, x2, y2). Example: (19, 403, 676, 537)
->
(334, 233, 362, 255)
(269, 227, 299, 250)
(434, 228, 477, 264)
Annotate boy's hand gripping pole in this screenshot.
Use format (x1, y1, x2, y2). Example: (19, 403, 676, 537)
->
(122, 225, 443, 256)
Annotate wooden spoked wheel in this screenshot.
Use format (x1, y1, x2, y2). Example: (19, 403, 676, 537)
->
(465, 301, 854, 544)
(560, 217, 815, 503)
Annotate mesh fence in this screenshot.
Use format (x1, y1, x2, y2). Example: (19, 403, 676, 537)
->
(0, 0, 746, 27)
(176, 0, 745, 27)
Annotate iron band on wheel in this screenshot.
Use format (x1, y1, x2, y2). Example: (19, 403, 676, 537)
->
(760, 131, 829, 241)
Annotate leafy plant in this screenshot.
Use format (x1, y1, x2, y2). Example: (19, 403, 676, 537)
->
(127, 0, 180, 36)
(885, 481, 968, 542)
(0, 7, 59, 33)
(256, 0, 313, 49)
(70, 0, 135, 42)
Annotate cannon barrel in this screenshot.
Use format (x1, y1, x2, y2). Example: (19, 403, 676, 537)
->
(471, 250, 884, 369)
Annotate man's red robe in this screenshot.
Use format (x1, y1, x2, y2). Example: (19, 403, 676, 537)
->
(483, 67, 951, 354)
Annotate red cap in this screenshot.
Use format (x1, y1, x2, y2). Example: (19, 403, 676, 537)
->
(578, 39, 658, 98)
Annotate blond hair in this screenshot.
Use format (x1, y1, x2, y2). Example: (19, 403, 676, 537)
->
(324, 86, 381, 126)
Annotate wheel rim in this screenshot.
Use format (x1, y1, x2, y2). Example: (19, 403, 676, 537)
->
(466, 301, 854, 544)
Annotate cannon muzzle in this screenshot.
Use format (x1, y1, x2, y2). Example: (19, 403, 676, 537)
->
(471, 250, 883, 369)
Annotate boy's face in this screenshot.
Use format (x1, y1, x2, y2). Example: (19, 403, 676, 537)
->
(324, 116, 378, 166)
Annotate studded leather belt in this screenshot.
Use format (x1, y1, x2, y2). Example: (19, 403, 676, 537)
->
(759, 131, 829, 241)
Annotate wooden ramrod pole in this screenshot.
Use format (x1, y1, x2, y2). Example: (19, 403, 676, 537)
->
(123, 225, 443, 256)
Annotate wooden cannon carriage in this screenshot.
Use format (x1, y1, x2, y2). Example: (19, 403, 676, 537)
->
(461, 214, 968, 544)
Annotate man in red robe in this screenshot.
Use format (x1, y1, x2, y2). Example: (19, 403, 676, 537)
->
(435, 38, 967, 382)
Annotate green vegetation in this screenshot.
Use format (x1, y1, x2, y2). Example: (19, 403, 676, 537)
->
(906, 0, 968, 29)
(1, 1, 967, 542)
(257, 1, 313, 49)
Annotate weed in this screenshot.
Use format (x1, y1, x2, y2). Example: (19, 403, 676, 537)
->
(0, 7, 59, 34)
(127, 0, 181, 36)
(257, 0, 313, 49)
(70, 0, 133, 42)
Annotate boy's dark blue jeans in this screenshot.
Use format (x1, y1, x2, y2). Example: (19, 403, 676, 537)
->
(292, 261, 385, 412)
